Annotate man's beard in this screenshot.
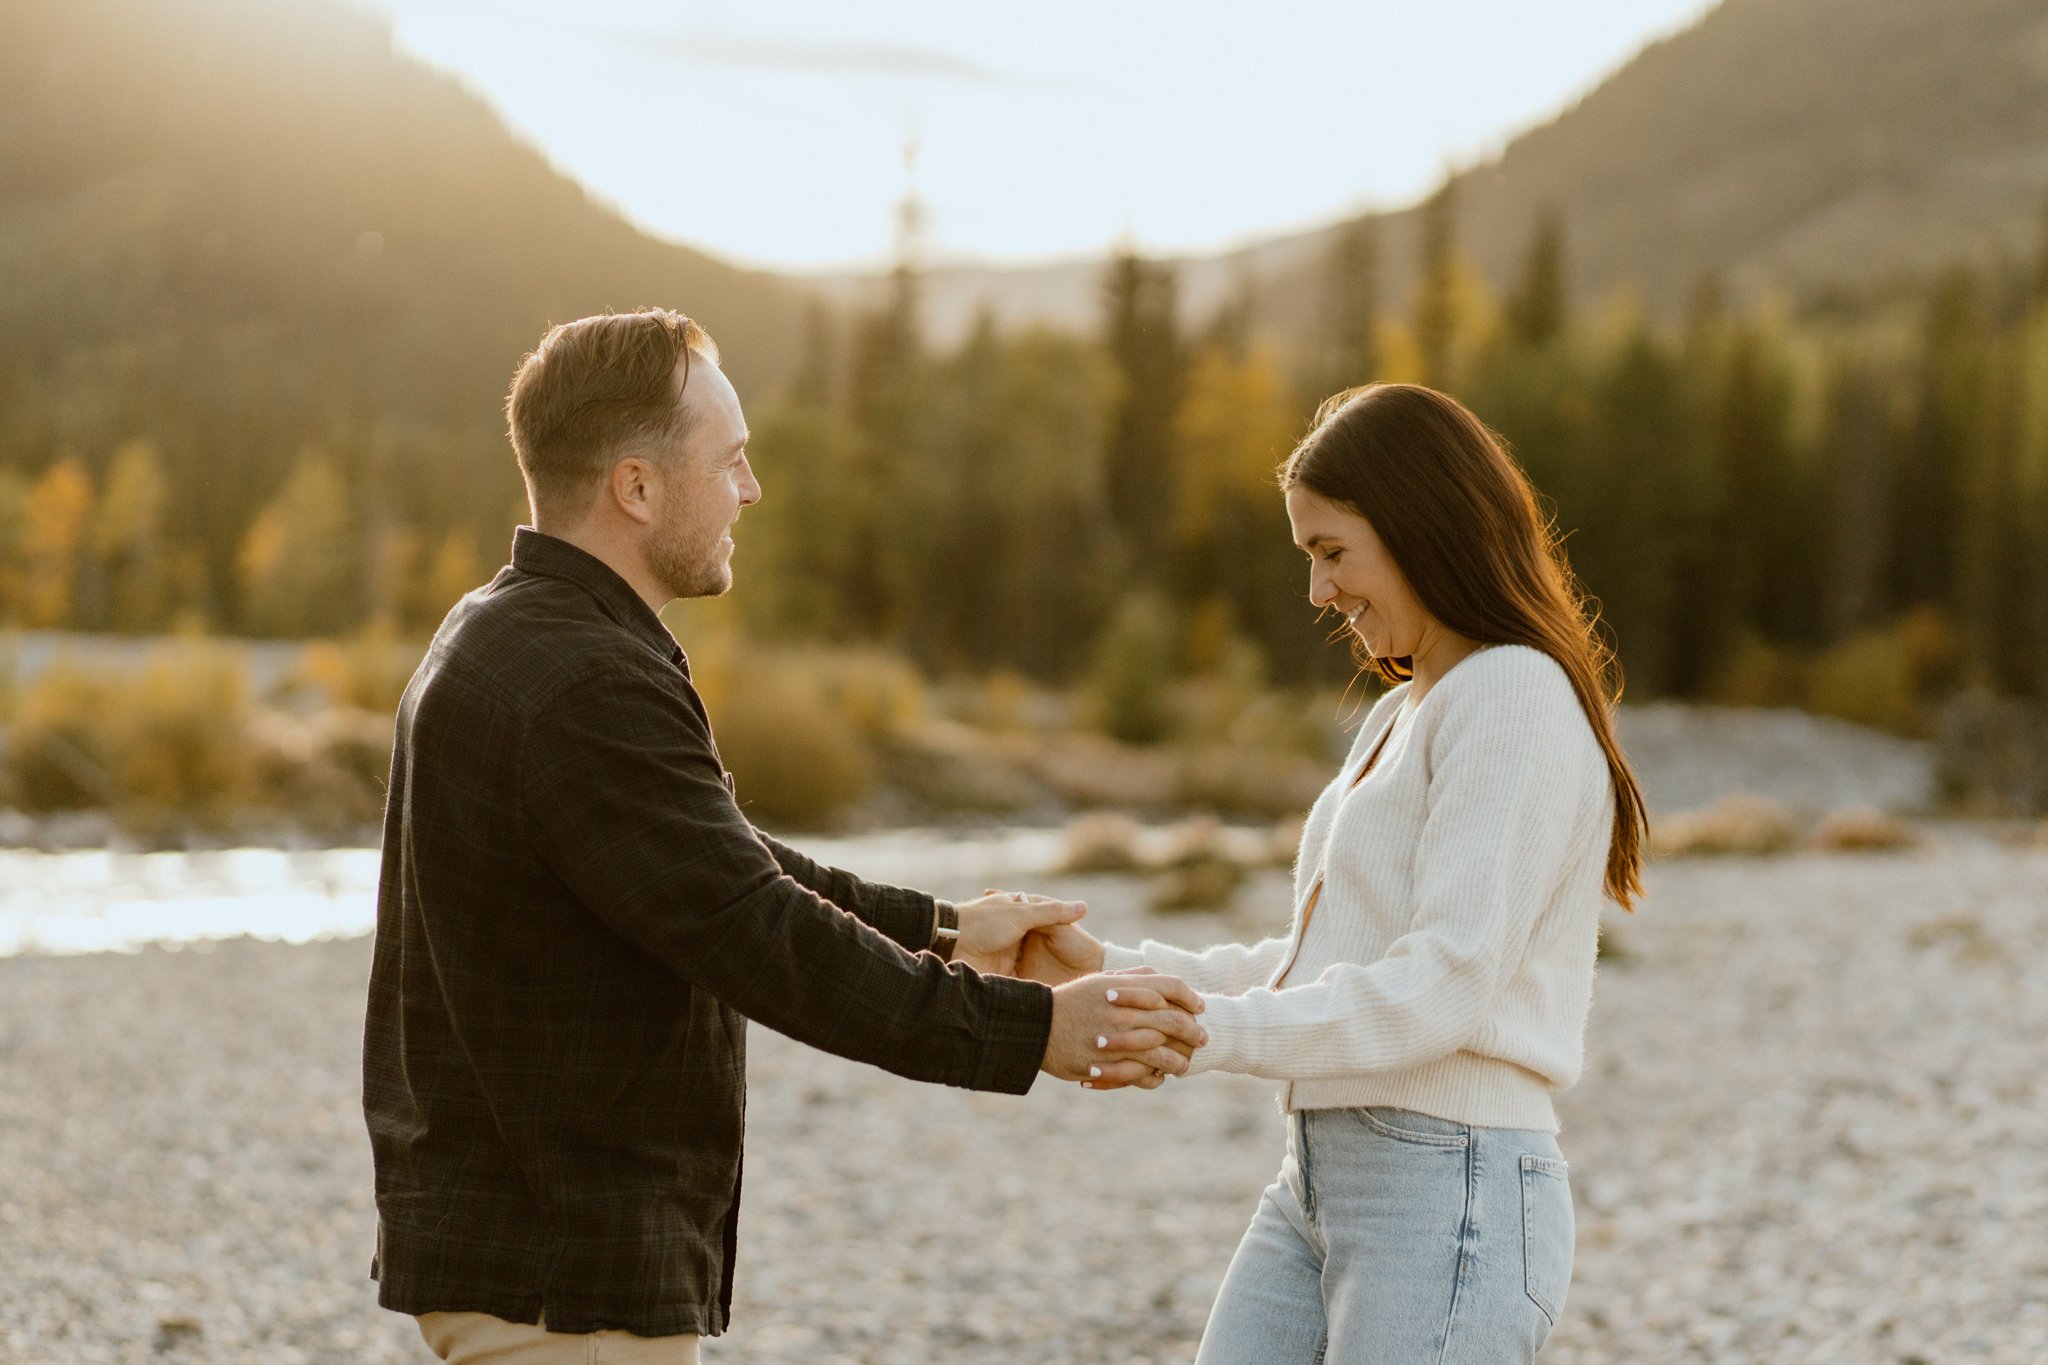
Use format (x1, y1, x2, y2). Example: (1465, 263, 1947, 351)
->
(647, 518, 730, 601)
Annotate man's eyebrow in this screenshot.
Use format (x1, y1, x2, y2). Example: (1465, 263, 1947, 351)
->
(723, 435, 748, 460)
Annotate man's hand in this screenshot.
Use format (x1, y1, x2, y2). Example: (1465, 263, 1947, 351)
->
(952, 891, 1087, 976)
(1041, 970, 1207, 1091)
(1017, 919, 1105, 987)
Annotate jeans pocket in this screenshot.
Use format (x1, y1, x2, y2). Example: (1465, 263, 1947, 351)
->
(1520, 1154, 1574, 1325)
(1353, 1106, 1471, 1148)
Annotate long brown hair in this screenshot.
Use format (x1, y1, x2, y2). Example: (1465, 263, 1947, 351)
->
(1281, 382, 1648, 909)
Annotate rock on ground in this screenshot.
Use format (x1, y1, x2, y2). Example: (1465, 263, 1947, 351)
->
(3, 834, 2045, 1362)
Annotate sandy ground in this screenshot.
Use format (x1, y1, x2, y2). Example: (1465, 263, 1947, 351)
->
(3, 831, 2046, 1364)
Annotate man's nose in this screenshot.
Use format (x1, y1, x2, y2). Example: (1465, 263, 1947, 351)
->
(738, 459, 762, 506)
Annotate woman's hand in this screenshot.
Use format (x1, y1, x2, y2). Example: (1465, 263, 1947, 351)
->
(1040, 969, 1205, 1090)
(1074, 967, 1206, 1091)
(1017, 918, 1106, 987)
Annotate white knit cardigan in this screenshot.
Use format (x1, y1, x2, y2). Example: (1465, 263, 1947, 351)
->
(1103, 644, 1614, 1131)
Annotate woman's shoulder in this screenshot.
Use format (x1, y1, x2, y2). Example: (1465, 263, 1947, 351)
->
(1438, 643, 1578, 707)
(1428, 645, 1603, 761)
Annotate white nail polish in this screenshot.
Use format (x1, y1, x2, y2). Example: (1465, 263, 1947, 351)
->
(1088, 1065, 1102, 1078)
(1106, 990, 1119, 1002)
(1096, 1035, 1108, 1048)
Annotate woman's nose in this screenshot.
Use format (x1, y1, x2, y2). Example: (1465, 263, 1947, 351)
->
(1308, 571, 1336, 608)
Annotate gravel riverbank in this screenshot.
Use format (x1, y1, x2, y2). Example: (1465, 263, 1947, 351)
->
(3, 831, 2045, 1363)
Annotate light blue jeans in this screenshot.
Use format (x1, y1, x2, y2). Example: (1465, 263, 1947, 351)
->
(1195, 1107, 1573, 1364)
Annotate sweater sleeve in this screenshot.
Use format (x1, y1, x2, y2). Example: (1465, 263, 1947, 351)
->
(1184, 668, 1603, 1081)
(1100, 935, 1294, 996)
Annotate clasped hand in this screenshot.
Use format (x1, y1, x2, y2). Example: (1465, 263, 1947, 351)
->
(953, 890, 1204, 1092)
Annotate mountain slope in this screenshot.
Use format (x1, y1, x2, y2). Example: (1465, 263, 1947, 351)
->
(0, 0, 812, 540)
(864, 0, 2048, 342)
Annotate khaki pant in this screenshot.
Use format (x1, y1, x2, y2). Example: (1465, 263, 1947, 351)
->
(417, 1311, 699, 1364)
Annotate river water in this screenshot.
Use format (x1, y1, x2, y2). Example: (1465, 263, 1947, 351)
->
(0, 828, 1075, 957)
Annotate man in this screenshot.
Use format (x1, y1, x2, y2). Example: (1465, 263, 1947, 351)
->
(362, 309, 1205, 1363)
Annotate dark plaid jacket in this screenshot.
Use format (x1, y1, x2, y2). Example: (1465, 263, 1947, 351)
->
(362, 528, 1053, 1337)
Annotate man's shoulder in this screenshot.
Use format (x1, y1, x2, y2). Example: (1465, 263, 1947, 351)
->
(418, 574, 678, 720)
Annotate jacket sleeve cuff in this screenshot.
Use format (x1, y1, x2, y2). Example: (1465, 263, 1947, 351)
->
(868, 887, 941, 954)
(965, 973, 1055, 1094)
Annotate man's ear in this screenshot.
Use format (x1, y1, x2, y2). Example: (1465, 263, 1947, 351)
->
(608, 456, 657, 527)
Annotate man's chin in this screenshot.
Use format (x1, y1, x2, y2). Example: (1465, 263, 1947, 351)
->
(673, 567, 733, 601)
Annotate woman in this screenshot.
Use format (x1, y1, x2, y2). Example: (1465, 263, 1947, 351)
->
(1027, 383, 1648, 1362)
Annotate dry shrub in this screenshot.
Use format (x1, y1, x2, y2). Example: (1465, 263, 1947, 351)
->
(1232, 689, 1352, 764)
(1157, 814, 1224, 865)
(685, 636, 941, 826)
(1711, 636, 1809, 710)
(1149, 815, 1249, 912)
(115, 647, 261, 825)
(1176, 745, 1330, 818)
(8, 645, 261, 828)
(1934, 688, 2048, 816)
(1806, 608, 1958, 736)
(810, 647, 925, 741)
(248, 709, 388, 832)
(975, 670, 1034, 731)
(292, 623, 424, 714)
(1087, 591, 1176, 745)
(882, 720, 1041, 814)
(1650, 794, 1801, 858)
(940, 670, 1068, 734)
(1908, 911, 1999, 963)
(1806, 632, 1919, 735)
(1058, 812, 1147, 874)
(1149, 859, 1245, 913)
(8, 661, 123, 810)
(704, 664, 874, 829)
(1021, 733, 1177, 808)
(1713, 609, 1959, 738)
(1806, 805, 1921, 852)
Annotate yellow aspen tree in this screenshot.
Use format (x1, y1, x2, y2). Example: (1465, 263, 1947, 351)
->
(20, 455, 95, 629)
(236, 450, 355, 636)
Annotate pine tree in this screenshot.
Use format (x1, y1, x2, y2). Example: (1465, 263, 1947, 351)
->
(2034, 186, 2048, 311)
(1205, 264, 1257, 360)
(1578, 328, 1708, 695)
(1100, 246, 1184, 561)
(1815, 355, 1892, 642)
(1708, 321, 1806, 647)
(790, 299, 837, 412)
(1171, 343, 1301, 657)
(1507, 210, 1569, 348)
(841, 181, 930, 637)
(1892, 267, 1986, 618)
(1319, 216, 1381, 393)
(1412, 179, 1460, 388)
(95, 439, 172, 631)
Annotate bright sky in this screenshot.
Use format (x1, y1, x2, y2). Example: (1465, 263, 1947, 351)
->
(364, 0, 1718, 273)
